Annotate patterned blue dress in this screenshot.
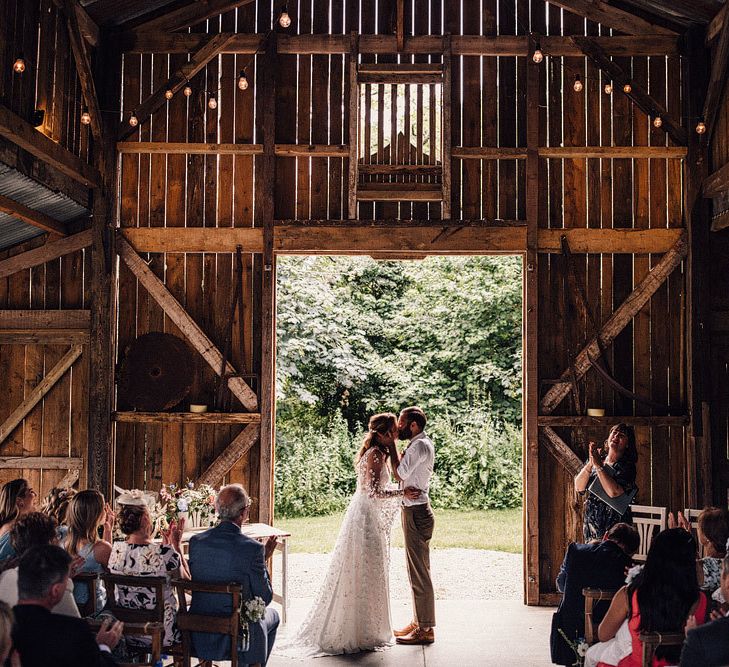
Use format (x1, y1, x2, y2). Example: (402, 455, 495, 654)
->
(580, 458, 636, 542)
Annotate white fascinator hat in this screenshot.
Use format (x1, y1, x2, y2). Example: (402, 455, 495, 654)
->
(114, 486, 157, 509)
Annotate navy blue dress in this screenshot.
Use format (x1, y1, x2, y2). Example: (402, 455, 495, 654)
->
(580, 458, 636, 541)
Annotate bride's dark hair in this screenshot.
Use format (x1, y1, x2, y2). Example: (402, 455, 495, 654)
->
(355, 413, 397, 464)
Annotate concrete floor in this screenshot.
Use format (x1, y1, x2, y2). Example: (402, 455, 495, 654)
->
(268, 597, 556, 667)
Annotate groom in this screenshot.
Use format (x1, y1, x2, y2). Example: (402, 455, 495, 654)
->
(388, 406, 436, 645)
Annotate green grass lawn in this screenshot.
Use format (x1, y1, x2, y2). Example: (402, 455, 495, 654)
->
(276, 508, 522, 554)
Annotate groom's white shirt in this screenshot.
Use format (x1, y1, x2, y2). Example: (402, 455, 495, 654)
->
(397, 431, 434, 507)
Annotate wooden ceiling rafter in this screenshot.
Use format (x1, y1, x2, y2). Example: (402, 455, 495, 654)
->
(702, 6, 729, 143)
(0, 229, 92, 280)
(130, 0, 255, 35)
(544, 0, 677, 35)
(51, 0, 99, 46)
(117, 33, 236, 140)
(573, 36, 688, 146)
(0, 193, 67, 237)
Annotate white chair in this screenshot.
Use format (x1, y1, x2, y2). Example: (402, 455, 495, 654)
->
(631, 505, 667, 562)
(683, 507, 704, 558)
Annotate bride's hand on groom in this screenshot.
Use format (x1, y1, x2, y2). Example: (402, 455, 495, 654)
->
(404, 487, 421, 500)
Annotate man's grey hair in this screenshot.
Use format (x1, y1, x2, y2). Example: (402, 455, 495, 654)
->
(216, 483, 250, 521)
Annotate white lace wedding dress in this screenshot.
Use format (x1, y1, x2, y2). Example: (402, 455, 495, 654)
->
(277, 446, 402, 657)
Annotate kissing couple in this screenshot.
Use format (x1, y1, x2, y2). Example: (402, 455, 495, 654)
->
(278, 406, 436, 658)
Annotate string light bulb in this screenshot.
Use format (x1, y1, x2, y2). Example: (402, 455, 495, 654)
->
(532, 44, 544, 64)
(183, 84, 192, 97)
(279, 4, 292, 28)
(696, 119, 706, 135)
(604, 83, 613, 95)
(573, 75, 583, 93)
(623, 83, 632, 94)
(653, 116, 663, 128)
(13, 55, 25, 73)
(80, 107, 91, 125)
(207, 94, 217, 110)
(237, 70, 249, 91)
(129, 112, 139, 127)
(164, 89, 174, 100)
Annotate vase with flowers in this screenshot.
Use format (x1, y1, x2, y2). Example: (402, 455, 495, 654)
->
(159, 481, 217, 529)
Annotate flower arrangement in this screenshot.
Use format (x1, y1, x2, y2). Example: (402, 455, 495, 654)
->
(159, 481, 217, 529)
(239, 596, 267, 651)
(557, 629, 588, 667)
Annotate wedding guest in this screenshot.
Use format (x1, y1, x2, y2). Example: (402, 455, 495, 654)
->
(0, 512, 79, 617)
(188, 484, 279, 666)
(41, 487, 76, 537)
(588, 528, 708, 667)
(62, 490, 114, 612)
(12, 545, 122, 666)
(574, 424, 638, 542)
(680, 553, 729, 666)
(0, 479, 37, 562)
(550, 523, 640, 665)
(108, 496, 189, 648)
(0, 601, 19, 666)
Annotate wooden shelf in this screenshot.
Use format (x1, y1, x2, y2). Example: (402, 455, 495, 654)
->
(113, 412, 261, 424)
(538, 415, 689, 427)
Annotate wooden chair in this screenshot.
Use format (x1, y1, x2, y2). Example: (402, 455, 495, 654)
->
(683, 508, 704, 558)
(72, 572, 100, 617)
(582, 588, 617, 645)
(173, 579, 253, 667)
(87, 618, 164, 667)
(638, 631, 685, 667)
(632, 505, 667, 562)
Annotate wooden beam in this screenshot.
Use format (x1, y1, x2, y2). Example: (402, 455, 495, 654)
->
(131, 0, 255, 34)
(120, 227, 263, 253)
(198, 423, 260, 486)
(347, 32, 358, 220)
(707, 5, 727, 43)
(356, 189, 444, 202)
(396, 0, 404, 51)
(703, 161, 729, 197)
(0, 104, 100, 188)
(538, 228, 683, 254)
(0, 345, 82, 446)
(275, 144, 349, 157)
(702, 7, 729, 143)
(453, 146, 686, 159)
(51, 0, 98, 46)
(0, 329, 89, 344)
(538, 415, 689, 427)
(117, 33, 236, 140)
(442, 35, 452, 219)
(117, 142, 263, 155)
(117, 234, 257, 411)
(58, 469, 80, 488)
(113, 412, 261, 424)
(572, 37, 687, 146)
(543, 0, 676, 35)
(540, 233, 688, 415)
(0, 229, 92, 279)
(540, 427, 583, 477)
(0, 194, 67, 236)
(63, 0, 104, 145)
(123, 33, 679, 56)
(0, 310, 90, 329)
(0, 456, 83, 470)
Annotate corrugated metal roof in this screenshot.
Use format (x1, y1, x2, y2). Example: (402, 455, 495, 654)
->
(0, 162, 89, 252)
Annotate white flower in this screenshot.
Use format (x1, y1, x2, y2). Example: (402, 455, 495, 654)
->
(577, 641, 588, 657)
(177, 498, 189, 512)
(625, 564, 643, 585)
(244, 596, 267, 622)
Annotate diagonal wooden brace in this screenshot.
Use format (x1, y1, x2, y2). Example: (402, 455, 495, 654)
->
(117, 234, 258, 411)
(198, 423, 260, 486)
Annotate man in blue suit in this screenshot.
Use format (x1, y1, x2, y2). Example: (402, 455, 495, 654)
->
(550, 522, 640, 665)
(188, 484, 279, 666)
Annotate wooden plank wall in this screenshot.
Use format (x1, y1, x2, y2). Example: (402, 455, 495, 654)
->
(115, 0, 686, 587)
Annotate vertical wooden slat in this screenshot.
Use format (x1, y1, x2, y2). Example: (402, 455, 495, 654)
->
(347, 32, 359, 219)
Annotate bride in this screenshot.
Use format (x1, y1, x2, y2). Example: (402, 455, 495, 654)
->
(279, 412, 420, 656)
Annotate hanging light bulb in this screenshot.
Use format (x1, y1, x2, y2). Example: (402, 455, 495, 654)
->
(604, 82, 613, 95)
(532, 44, 544, 64)
(653, 116, 663, 128)
(279, 4, 292, 28)
(80, 107, 91, 125)
(573, 74, 583, 93)
(164, 89, 174, 100)
(696, 118, 706, 135)
(129, 112, 139, 127)
(207, 94, 217, 110)
(623, 83, 632, 94)
(237, 70, 249, 91)
(13, 55, 25, 74)
(183, 84, 193, 97)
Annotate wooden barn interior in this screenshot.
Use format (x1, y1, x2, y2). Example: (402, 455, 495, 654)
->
(0, 0, 728, 607)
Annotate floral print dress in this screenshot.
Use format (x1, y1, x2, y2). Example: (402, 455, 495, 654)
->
(580, 459, 637, 542)
(108, 542, 181, 647)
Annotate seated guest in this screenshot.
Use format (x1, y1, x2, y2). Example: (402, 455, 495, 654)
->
(551, 523, 640, 665)
(108, 495, 189, 648)
(0, 479, 37, 562)
(12, 545, 122, 666)
(0, 512, 79, 617)
(0, 601, 19, 666)
(41, 487, 76, 539)
(188, 484, 279, 666)
(680, 553, 729, 666)
(588, 528, 709, 667)
(62, 490, 114, 611)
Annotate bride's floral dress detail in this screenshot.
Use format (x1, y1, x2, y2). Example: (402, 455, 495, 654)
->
(278, 446, 403, 657)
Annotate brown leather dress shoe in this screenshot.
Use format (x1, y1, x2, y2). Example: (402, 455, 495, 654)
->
(393, 621, 418, 638)
(396, 627, 435, 645)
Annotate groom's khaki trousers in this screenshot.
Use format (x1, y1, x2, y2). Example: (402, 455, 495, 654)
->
(402, 502, 436, 628)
